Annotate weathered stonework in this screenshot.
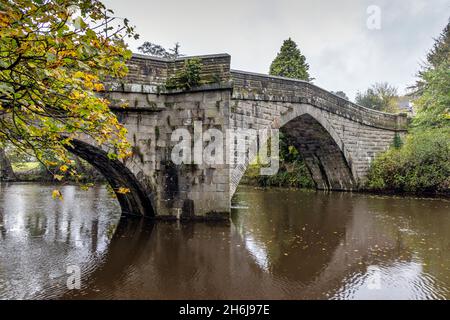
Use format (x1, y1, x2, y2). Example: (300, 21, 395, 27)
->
(72, 54, 407, 220)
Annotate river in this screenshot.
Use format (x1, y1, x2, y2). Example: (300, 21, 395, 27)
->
(0, 183, 449, 299)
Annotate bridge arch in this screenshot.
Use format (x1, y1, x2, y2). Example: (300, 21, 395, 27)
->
(231, 102, 358, 196)
(277, 103, 356, 191)
(66, 139, 155, 217)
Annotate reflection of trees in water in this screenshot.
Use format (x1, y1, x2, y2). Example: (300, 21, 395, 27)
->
(64, 217, 154, 299)
(233, 189, 353, 283)
(0, 184, 119, 299)
(0, 208, 5, 240)
(232, 188, 421, 297)
(70, 218, 296, 299)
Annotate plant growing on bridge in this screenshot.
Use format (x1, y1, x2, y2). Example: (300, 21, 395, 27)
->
(165, 58, 203, 90)
(0, 0, 138, 183)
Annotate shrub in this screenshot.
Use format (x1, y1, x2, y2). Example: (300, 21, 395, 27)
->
(165, 58, 202, 90)
(367, 128, 450, 193)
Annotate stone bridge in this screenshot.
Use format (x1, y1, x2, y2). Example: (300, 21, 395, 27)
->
(71, 53, 408, 220)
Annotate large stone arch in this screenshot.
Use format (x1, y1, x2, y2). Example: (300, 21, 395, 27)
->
(230, 103, 356, 195)
(67, 139, 155, 217)
(278, 104, 356, 190)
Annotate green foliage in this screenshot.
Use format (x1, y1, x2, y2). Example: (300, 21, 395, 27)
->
(0, 0, 136, 182)
(244, 159, 315, 189)
(355, 82, 399, 112)
(244, 39, 315, 189)
(392, 133, 403, 149)
(242, 133, 315, 189)
(413, 19, 449, 95)
(269, 38, 312, 81)
(427, 20, 450, 68)
(367, 128, 450, 193)
(11, 161, 40, 173)
(165, 58, 202, 90)
(367, 22, 450, 195)
(412, 60, 450, 129)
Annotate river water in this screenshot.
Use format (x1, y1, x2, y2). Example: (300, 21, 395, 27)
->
(0, 183, 449, 300)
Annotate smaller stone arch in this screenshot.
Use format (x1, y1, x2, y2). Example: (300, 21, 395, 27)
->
(67, 139, 155, 217)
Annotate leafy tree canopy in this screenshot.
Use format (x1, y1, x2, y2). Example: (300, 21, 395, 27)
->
(355, 82, 398, 113)
(0, 0, 137, 181)
(412, 20, 450, 129)
(269, 38, 312, 81)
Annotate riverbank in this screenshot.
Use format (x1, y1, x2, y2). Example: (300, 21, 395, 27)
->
(5, 161, 104, 183)
(239, 182, 450, 199)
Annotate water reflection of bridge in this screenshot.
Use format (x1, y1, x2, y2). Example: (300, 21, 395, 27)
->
(67, 189, 444, 299)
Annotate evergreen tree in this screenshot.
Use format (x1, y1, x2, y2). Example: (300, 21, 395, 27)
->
(426, 20, 449, 68)
(269, 38, 312, 81)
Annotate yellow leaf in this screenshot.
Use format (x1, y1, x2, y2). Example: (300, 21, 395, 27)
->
(117, 187, 131, 194)
(52, 189, 63, 200)
(93, 83, 104, 91)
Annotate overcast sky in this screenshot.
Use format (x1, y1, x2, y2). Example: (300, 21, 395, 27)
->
(103, 0, 449, 100)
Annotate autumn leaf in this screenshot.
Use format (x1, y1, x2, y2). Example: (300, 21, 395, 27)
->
(116, 187, 131, 194)
(52, 189, 63, 200)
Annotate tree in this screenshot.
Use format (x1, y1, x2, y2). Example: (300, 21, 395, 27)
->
(412, 20, 450, 129)
(331, 91, 349, 100)
(355, 82, 398, 113)
(0, 147, 15, 181)
(269, 38, 312, 81)
(413, 55, 450, 129)
(413, 19, 449, 95)
(366, 21, 450, 195)
(138, 42, 182, 59)
(0, 0, 137, 181)
(256, 38, 315, 188)
(425, 19, 449, 70)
